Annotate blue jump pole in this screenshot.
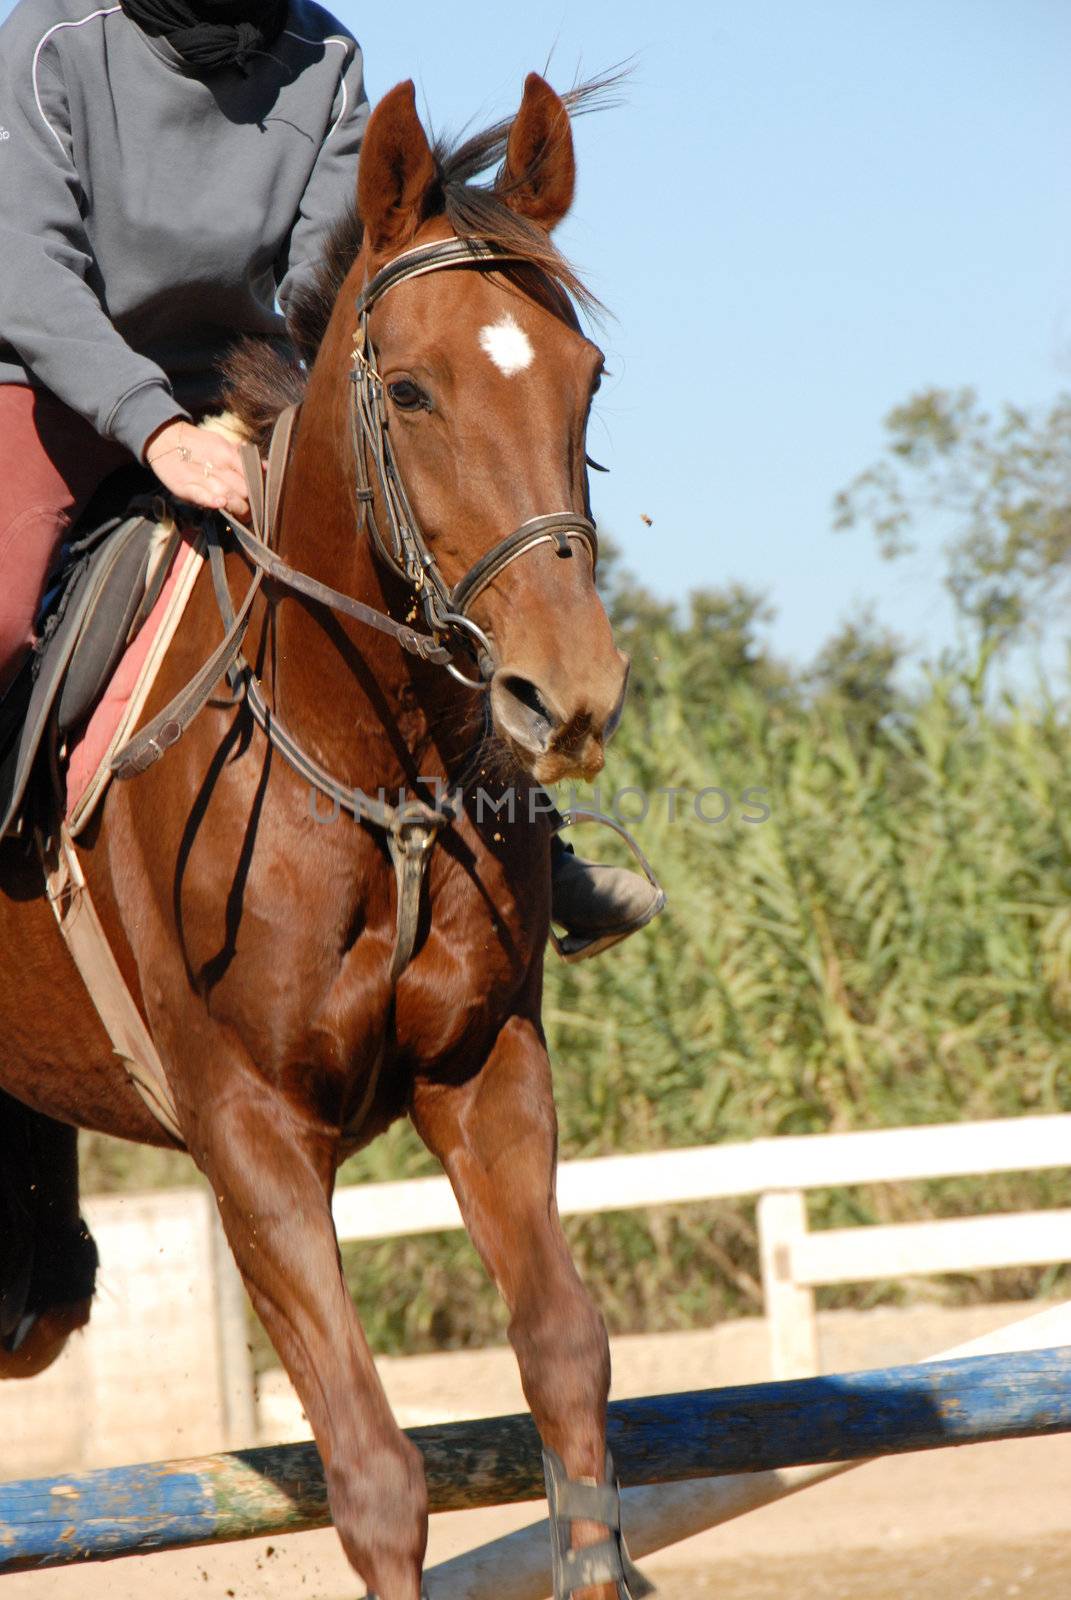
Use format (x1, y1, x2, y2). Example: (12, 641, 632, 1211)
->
(1, 1347, 1069, 1573)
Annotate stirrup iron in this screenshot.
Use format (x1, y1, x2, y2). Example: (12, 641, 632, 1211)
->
(543, 1447, 655, 1598)
(549, 809, 666, 964)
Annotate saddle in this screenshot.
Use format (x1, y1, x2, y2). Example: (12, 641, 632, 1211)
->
(0, 465, 183, 842)
(0, 417, 286, 1149)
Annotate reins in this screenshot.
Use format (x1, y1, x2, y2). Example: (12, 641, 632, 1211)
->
(109, 234, 601, 982)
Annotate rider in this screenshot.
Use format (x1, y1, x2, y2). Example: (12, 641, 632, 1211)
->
(0, 0, 663, 955)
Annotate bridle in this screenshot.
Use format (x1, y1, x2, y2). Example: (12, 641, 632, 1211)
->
(111, 233, 603, 983)
(347, 236, 600, 687)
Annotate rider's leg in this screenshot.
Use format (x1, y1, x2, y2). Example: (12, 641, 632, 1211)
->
(549, 830, 665, 960)
(0, 386, 127, 697)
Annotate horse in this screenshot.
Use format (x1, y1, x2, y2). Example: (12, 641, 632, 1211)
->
(0, 72, 645, 1600)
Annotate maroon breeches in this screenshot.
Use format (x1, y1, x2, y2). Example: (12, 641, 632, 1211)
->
(0, 386, 129, 696)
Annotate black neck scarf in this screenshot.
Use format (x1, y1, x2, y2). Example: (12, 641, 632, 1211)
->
(119, 0, 288, 74)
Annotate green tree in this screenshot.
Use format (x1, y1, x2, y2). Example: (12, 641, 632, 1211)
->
(809, 606, 905, 739)
(600, 539, 792, 713)
(835, 388, 1071, 677)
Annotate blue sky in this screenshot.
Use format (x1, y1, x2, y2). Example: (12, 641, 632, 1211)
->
(6, 0, 1069, 668)
(347, 1, 1070, 669)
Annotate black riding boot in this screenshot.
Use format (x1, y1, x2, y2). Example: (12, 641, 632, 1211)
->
(549, 832, 666, 961)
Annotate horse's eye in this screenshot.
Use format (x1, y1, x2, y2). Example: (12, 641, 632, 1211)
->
(387, 379, 426, 412)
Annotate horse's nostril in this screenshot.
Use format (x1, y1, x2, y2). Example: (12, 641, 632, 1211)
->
(502, 674, 552, 724)
(490, 673, 560, 755)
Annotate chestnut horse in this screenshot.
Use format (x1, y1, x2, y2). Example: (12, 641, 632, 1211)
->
(0, 74, 642, 1600)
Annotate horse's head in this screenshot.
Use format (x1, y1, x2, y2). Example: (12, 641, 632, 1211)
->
(345, 75, 628, 785)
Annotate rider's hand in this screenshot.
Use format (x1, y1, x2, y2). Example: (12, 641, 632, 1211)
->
(144, 419, 252, 522)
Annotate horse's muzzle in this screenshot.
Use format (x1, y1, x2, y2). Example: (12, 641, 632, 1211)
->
(489, 662, 627, 784)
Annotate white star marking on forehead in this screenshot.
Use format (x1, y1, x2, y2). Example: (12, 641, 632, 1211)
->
(478, 314, 535, 377)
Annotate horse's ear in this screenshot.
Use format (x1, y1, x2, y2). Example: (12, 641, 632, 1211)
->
(357, 80, 438, 254)
(498, 73, 575, 232)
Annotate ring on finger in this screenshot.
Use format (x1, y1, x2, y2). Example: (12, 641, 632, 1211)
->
(202, 461, 213, 480)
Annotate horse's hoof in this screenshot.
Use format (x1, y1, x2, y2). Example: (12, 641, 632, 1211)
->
(0, 1299, 91, 1379)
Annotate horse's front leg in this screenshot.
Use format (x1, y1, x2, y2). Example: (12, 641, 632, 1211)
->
(412, 1015, 649, 1600)
(181, 1061, 427, 1600)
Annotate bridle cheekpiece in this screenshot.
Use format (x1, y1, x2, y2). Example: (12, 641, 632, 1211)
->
(347, 237, 599, 686)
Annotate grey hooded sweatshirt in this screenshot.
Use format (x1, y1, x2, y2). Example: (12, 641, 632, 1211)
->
(0, 0, 368, 459)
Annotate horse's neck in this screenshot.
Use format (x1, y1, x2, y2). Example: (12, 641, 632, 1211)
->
(267, 395, 473, 792)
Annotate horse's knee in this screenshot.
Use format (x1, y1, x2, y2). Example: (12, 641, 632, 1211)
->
(328, 1432, 428, 1592)
(510, 1286, 610, 1416)
(0, 1298, 92, 1379)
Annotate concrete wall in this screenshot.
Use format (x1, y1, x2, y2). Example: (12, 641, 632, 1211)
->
(0, 1188, 247, 1479)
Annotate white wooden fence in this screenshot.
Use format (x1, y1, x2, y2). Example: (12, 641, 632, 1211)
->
(8, 1113, 1066, 1475)
(332, 1112, 1071, 1379)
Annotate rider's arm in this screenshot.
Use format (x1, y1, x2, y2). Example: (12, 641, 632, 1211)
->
(0, 22, 187, 460)
(275, 36, 370, 321)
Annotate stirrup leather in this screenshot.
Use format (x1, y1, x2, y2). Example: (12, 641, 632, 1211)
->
(543, 1447, 655, 1598)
